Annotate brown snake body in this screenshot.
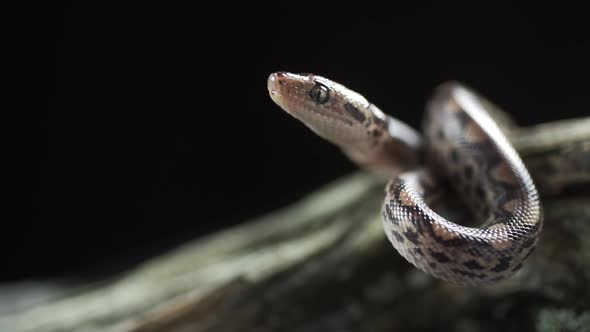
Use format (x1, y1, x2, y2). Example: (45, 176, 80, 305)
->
(267, 72, 542, 286)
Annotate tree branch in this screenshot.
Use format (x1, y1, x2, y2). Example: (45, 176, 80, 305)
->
(4, 117, 590, 332)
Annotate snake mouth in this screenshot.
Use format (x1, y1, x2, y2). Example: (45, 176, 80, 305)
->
(268, 88, 280, 102)
(267, 72, 286, 104)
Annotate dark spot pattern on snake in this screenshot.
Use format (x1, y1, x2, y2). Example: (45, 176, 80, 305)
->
(463, 260, 485, 270)
(429, 249, 452, 263)
(403, 230, 420, 245)
(343, 102, 366, 123)
(491, 256, 512, 273)
(384, 204, 398, 225)
(466, 247, 482, 257)
(414, 247, 424, 256)
(392, 230, 405, 243)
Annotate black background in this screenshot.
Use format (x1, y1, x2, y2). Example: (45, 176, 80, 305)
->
(17, 2, 588, 281)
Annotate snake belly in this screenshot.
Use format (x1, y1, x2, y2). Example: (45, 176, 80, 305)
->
(267, 72, 542, 286)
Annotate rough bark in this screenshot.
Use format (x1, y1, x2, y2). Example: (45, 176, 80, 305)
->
(3, 117, 590, 332)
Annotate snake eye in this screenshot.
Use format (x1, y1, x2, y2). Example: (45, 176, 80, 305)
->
(309, 82, 330, 104)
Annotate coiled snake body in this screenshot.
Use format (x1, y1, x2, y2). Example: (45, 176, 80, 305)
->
(267, 72, 542, 286)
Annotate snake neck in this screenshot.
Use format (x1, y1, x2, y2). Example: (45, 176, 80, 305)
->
(341, 106, 422, 177)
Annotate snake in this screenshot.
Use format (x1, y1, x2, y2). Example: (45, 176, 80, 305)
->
(267, 72, 542, 286)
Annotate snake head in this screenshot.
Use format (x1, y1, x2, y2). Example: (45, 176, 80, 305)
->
(268, 71, 421, 175)
(267, 72, 376, 146)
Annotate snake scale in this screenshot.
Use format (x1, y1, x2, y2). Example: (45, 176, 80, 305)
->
(267, 72, 542, 286)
